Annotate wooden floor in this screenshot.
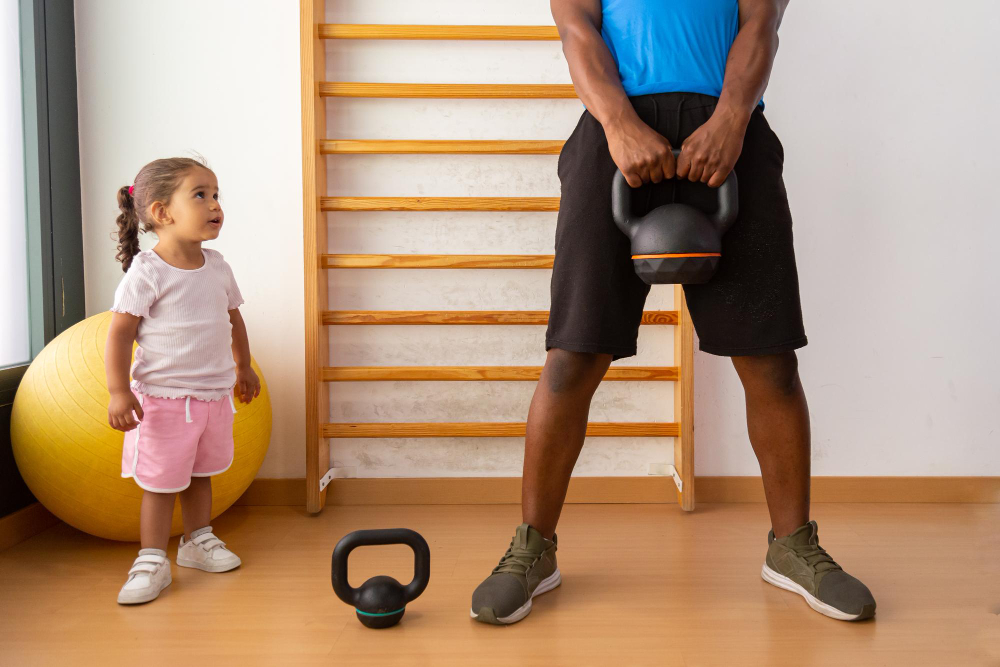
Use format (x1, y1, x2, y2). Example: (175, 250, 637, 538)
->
(1, 502, 998, 666)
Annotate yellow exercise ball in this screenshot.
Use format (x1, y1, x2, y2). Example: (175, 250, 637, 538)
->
(10, 311, 271, 542)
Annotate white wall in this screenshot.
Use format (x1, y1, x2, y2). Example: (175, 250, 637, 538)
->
(697, 1, 1000, 476)
(77, 0, 1000, 479)
(75, 0, 304, 477)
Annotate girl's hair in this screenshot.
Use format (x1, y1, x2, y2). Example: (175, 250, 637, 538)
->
(116, 156, 212, 271)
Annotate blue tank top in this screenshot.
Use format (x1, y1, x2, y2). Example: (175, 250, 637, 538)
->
(601, 0, 740, 99)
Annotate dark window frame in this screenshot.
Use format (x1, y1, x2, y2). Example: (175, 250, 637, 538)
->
(2, 0, 85, 517)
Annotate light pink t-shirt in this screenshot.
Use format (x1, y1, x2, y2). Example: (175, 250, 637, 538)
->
(111, 248, 244, 401)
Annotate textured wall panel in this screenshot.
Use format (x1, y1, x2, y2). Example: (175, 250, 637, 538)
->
(324, 1, 677, 478)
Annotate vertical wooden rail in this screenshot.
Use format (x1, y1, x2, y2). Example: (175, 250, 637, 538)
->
(674, 285, 695, 510)
(302, 0, 328, 513)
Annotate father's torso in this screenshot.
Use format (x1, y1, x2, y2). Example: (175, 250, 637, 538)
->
(601, 0, 740, 98)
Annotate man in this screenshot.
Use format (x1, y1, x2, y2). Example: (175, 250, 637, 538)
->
(470, 0, 876, 624)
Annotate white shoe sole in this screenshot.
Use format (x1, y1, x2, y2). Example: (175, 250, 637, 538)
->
(761, 563, 869, 621)
(470, 568, 562, 625)
(176, 556, 241, 573)
(118, 575, 171, 605)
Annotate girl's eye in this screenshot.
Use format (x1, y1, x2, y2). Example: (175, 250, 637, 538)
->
(213, 193, 219, 200)
(195, 191, 204, 199)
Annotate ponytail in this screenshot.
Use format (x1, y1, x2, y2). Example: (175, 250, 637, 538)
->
(116, 185, 140, 272)
(115, 157, 212, 271)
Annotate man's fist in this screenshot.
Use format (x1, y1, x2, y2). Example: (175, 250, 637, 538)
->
(676, 112, 746, 188)
(605, 117, 676, 188)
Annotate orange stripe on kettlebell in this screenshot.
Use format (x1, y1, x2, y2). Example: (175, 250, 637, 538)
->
(631, 253, 721, 259)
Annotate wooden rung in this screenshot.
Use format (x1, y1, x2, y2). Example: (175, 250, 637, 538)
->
(322, 366, 678, 382)
(322, 422, 679, 438)
(321, 196, 560, 212)
(319, 24, 561, 41)
(321, 140, 564, 154)
(322, 254, 554, 269)
(323, 310, 679, 325)
(320, 82, 577, 99)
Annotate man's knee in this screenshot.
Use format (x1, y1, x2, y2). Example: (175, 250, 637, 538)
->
(732, 351, 801, 396)
(544, 349, 612, 394)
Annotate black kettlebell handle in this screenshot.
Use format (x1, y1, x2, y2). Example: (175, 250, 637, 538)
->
(331, 528, 431, 606)
(611, 149, 738, 237)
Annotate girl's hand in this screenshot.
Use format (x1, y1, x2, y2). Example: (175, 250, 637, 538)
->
(235, 365, 261, 404)
(108, 390, 144, 431)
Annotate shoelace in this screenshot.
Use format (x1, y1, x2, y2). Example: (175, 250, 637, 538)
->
(492, 542, 539, 576)
(795, 543, 842, 574)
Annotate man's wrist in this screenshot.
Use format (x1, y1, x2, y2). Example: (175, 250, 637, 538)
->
(596, 99, 642, 135)
(712, 101, 753, 130)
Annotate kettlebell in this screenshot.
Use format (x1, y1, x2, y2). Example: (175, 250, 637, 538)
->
(331, 528, 430, 629)
(611, 149, 739, 285)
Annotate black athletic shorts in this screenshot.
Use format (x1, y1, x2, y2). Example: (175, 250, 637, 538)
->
(546, 92, 807, 359)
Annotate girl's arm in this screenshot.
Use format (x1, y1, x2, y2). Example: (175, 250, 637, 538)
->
(230, 308, 260, 404)
(106, 312, 144, 431)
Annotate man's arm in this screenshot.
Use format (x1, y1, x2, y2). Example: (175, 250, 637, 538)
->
(677, 0, 790, 187)
(551, 0, 676, 187)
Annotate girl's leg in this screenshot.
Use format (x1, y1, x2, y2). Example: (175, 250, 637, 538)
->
(179, 477, 212, 539)
(140, 491, 177, 551)
(176, 475, 241, 572)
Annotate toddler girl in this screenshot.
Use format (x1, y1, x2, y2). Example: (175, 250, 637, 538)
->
(105, 157, 260, 604)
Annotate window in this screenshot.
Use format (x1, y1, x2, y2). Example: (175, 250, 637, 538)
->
(3, 0, 84, 518)
(1, 0, 29, 369)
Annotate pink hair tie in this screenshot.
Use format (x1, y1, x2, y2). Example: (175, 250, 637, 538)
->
(128, 185, 135, 196)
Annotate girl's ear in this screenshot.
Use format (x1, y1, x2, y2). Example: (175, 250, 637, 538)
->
(149, 200, 172, 226)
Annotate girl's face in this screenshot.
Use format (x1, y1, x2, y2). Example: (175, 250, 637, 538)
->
(155, 167, 224, 242)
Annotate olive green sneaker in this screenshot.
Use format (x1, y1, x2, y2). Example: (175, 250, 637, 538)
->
(762, 520, 876, 621)
(470, 523, 561, 625)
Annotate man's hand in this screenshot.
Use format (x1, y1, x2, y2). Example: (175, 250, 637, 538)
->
(676, 0, 789, 188)
(235, 365, 261, 405)
(605, 116, 676, 188)
(676, 109, 748, 188)
(108, 390, 143, 432)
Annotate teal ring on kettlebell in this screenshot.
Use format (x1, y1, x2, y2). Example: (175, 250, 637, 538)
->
(355, 607, 405, 617)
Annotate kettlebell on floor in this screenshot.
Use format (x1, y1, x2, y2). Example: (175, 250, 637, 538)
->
(331, 528, 431, 629)
(611, 149, 739, 285)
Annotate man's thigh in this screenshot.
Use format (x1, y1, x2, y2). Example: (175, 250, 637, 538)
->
(546, 110, 651, 361)
(682, 110, 808, 357)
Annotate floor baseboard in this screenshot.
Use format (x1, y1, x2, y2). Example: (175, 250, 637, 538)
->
(235, 475, 1000, 506)
(0, 503, 59, 551)
(4, 476, 996, 550)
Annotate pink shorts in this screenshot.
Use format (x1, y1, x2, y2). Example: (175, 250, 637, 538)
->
(122, 393, 236, 493)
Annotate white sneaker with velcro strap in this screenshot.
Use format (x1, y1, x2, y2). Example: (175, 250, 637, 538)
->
(118, 548, 172, 604)
(176, 526, 241, 573)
